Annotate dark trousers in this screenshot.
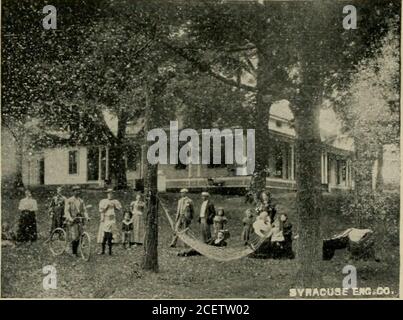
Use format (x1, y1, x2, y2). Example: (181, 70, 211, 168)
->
(200, 218, 212, 244)
(50, 210, 65, 234)
(102, 232, 113, 255)
(72, 239, 80, 255)
(17, 211, 38, 242)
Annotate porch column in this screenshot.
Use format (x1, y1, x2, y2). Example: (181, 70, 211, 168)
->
(105, 146, 109, 181)
(282, 144, 287, 180)
(197, 164, 201, 177)
(320, 151, 325, 183)
(188, 162, 192, 178)
(290, 144, 295, 180)
(324, 152, 328, 184)
(98, 146, 102, 184)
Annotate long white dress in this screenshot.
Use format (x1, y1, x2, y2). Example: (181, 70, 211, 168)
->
(97, 198, 122, 243)
(130, 200, 145, 244)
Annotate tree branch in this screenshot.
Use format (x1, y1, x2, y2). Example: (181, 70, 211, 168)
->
(162, 41, 256, 92)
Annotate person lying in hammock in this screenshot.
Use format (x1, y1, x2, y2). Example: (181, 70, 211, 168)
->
(252, 211, 273, 239)
(177, 230, 228, 257)
(250, 211, 295, 259)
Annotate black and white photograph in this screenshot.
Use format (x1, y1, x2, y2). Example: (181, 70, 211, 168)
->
(1, 0, 401, 300)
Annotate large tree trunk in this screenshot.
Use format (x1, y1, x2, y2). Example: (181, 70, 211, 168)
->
(249, 53, 271, 201)
(351, 138, 377, 227)
(293, 103, 323, 287)
(142, 160, 159, 271)
(375, 144, 384, 192)
(109, 113, 128, 189)
(353, 139, 375, 194)
(142, 84, 159, 272)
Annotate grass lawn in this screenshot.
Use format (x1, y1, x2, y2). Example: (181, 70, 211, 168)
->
(1, 189, 399, 299)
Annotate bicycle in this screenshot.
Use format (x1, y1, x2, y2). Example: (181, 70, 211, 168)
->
(49, 216, 91, 261)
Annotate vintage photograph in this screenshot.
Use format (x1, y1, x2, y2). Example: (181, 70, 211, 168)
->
(1, 0, 401, 299)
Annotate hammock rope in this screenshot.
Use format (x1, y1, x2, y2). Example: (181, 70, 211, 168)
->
(157, 195, 268, 262)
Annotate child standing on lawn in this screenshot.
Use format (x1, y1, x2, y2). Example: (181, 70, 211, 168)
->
(241, 209, 254, 245)
(213, 208, 228, 239)
(122, 211, 133, 249)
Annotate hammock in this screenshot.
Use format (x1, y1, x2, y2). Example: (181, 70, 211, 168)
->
(158, 196, 268, 262)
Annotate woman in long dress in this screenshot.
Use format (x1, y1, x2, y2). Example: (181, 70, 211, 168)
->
(130, 193, 145, 246)
(97, 189, 122, 255)
(17, 189, 38, 243)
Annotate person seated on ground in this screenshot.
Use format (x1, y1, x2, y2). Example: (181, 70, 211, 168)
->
(177, 230, 228, 257)
(212, 230, 228, 247)
(241, 209, 254, 245)
(270, 213, 294, 259)
(213, 208, 228, 239)
(270, 218, 284, 242)
(280, 214, 294, 259)
(2, 223, 16, 248)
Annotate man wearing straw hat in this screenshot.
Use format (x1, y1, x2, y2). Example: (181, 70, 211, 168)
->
(169, 188, 194, 248)
(198, 191, 216, 244)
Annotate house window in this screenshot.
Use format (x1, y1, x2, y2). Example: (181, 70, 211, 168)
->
(275, 120, 283, 128)
(270, 143, 283, 178)
(68, 150, 78, 175)
(126, 149, 138, 171)
(274, 151, 283, 178)
(336, 159, 346, 185)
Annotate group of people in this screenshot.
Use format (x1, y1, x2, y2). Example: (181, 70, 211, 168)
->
(171, 189, 294, 259)
(3, 186, 294, 260)
(95, 188, 145, 255)
(3, 186, 147, 257)
(247, 192, 294, 259)
(169, 189, 226, 248)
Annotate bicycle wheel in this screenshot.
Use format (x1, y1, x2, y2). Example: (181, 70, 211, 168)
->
(49, 228, 67, 256)
(79, 232, 91, 261)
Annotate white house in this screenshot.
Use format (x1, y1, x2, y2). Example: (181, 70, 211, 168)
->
(9, 102, 362, 193)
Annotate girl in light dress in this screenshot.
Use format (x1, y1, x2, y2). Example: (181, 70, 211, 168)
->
(213, 208, 228, 239)
(130, 193, 145, 246)
(97, 189, 122, 255)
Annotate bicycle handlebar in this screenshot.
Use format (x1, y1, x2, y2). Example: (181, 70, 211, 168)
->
(65, 216, 89, 223)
